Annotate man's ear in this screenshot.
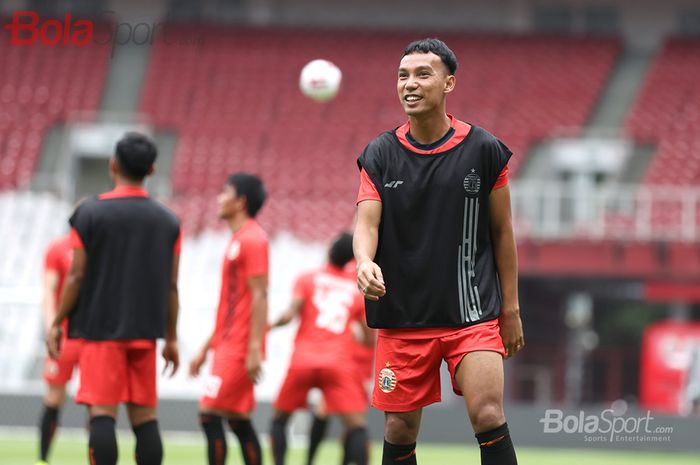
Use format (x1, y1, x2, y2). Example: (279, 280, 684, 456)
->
(444, 74, 456, 95)
(109, 158, 119, 177)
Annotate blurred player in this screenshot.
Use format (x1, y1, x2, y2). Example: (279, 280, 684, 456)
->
(189, 173, 269, 465)
(270, 232, 371, 465)
(37, 233, 83, 465)
(354, 39, 523, 465)
(306, 324, 376, 465)
(46, 132, 181, 465)
(306, 258, 376, 465)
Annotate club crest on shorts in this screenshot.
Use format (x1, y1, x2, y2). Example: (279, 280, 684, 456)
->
(378, 367, 397, 393)
(204, 375, 223, 398)
(45, 360, 58, 377)
(463, 169, 481, 196)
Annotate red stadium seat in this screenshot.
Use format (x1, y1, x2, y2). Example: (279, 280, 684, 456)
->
(625, 38, 700, 189)
(139, 26, 619, 239)
(0, 26, 110, 190)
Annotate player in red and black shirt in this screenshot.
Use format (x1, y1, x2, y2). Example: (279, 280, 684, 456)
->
(37, 233, 83, 465)
(269, 233, 372, 465)
(189, 173, 269, 465)
(46, 133, 181, 465)
(354, 39, 523, 465)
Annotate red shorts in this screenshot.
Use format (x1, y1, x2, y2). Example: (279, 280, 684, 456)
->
(274, 365, 367, 414)
(200, 351, 255, 414)
(44, 337, 83, 386)
(372, 319, 505, 412)
(76, 340, 157, 407)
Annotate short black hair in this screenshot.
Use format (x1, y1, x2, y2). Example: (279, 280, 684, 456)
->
(329, 232, 354, 269)
(227, 172, 267, 218)
(115, 132, 157, 181)
(403, 38, 458, 75)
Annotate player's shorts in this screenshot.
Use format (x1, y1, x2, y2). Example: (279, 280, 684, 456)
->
(43, 337, 83, 386)
(274, 365, 368, 414)
(200, 351, 255, 414)
(372, 319, 505, 412)
(76, 340, 157, 407)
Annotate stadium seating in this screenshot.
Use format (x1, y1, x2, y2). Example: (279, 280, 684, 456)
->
(625, 38, 700, 234)
(139, 26, 620, 238)
(0, 33, 110, 190)
(0, 192, 71, 386)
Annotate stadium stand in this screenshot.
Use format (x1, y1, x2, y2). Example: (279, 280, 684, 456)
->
(139, 26, 620, 239)
(0, 192, 71, 387)
(0, 33, 110, 190)
(1, 5, 700, 433)
(624, 38, 700, 235)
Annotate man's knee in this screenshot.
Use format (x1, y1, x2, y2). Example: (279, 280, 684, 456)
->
(384, 412, 420, 444)
(44, 386, 66, 407)
(470, 400, 505, 433)
(340, 412, 365, 430)
(127, 404, 157, 427)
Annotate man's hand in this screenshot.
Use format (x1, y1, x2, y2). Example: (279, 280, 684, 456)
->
(189, 347, 208, 377)
(46, 324, 62, 359)
(357, 260, 386, 301)
(161, 339, 179, 377)
(246, 348, 263, 384)
(499, 307, 524, 359)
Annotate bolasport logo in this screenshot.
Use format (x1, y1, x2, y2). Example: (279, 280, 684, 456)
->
(2, 10, 203, 55)
(539, 408, 674, 444)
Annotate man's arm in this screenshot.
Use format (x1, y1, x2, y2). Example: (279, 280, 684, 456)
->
(162, 253, 180, 377)
(271, 298, 303, 328)
(42, 269, 60, 335)
(246, 274, 268, 383)
(489, 184, 524, 359)
(46, 248, 87, 358)
(357, 319, 376, 348)
(189, 328, 215, 377)
(353, 200, 385, 301)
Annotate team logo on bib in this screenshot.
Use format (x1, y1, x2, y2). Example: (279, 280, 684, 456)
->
(463, 169, 481, 196)
(378, 367, 397, 393)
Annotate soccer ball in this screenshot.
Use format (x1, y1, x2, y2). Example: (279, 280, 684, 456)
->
(299, 59, 342, 102)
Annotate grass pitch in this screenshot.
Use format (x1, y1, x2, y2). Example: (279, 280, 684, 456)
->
(1, 432, 697, 464)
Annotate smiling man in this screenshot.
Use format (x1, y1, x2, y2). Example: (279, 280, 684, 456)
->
(353, 38, 524, 465)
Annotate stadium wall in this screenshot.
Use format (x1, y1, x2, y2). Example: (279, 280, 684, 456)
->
(5, 0, 697, 49)
(255, 0, 699, 49)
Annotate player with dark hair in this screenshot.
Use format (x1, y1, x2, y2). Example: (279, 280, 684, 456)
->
(354, 38, 524, 465)
(189, 173, 269, 465)
(270, 232, 372, 465)
(37, 233, 82, 465)
(46, 132, 181, 465)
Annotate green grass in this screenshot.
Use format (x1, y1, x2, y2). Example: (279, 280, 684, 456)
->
(2, 434, 698, 465)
